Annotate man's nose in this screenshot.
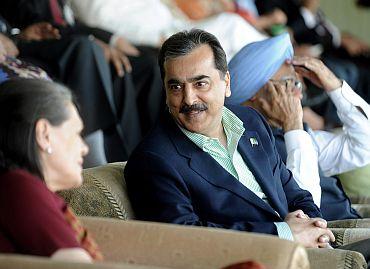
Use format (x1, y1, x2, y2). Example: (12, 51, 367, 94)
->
(183, 85, 198, 105)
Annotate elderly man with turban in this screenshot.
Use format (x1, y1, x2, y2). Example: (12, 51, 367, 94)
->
(227, 33, 370, 221)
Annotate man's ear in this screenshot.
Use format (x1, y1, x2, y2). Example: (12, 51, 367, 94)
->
(35, 119, 52, 152)
(224, 71, 231, 97)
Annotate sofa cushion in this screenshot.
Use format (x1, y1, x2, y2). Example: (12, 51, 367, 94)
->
(59, 162, 134, 220)
(338, 164, 370, 198)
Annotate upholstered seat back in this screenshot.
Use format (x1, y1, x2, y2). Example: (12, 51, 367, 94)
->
(59, 162, 134, 219)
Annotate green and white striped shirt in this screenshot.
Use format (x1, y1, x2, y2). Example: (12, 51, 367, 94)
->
(179, 107, 293, 241)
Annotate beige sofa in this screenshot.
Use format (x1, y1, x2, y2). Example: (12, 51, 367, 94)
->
(1, 162, 368, 269)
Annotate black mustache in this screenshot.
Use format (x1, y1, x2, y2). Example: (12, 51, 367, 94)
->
(179, 103, 208, 114)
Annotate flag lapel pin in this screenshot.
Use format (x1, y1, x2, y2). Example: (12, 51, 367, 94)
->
(249, 137, 258, 147)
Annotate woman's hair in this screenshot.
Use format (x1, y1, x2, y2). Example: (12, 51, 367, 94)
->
(0, 78, 73, 179)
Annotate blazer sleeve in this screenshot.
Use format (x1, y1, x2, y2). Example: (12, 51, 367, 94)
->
(125, 151, 279, 235)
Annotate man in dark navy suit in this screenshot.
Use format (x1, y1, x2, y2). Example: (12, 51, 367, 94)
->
(124, 29, 339, 248)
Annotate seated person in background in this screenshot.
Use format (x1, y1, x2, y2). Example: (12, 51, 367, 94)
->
(226, 33, 370, 220)
(1, 0, 164, 161)
(255, 0, 370, 129)
(70, 0, 267, 62)
(125, 29, 335, 248)
(174, 0, 288, 33)
(0, 79, 102, 261)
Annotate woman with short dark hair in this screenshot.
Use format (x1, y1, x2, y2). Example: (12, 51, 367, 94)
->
(0, 78, 102, 261)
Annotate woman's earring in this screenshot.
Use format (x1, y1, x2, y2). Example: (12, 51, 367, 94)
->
(46, 147, 53, 154)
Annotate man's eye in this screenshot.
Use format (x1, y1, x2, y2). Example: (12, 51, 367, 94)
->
(196, 81, 208, 88)
(169, 84, 182, 91)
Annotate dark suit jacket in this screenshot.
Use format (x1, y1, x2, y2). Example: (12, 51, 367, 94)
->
(125, 105, 321, 235)
(271, 126, 360, 221)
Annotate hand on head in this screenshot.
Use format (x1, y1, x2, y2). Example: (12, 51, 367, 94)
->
(290, 57, 342, 92)
(255, 79, 303, 132)
(19, 22, 61, 41)
(285, 210, 335, 248)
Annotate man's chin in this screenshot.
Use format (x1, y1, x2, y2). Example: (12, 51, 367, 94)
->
(179, 112, 206, 131)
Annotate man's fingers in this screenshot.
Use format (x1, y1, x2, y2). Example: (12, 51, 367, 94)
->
(40, 23, 60, 39)
(318, 242, 332, 248)
(266, 81, 279, 98)
(318, 234, 330, 243)
(111, 53, 124, 77)
(256, 97, 271, 115)
(125, 45, 140, 57)
(290, 209, 305, 217)
(318, 230, 335, 243)
(294, 66, 311, 79)
(327, 229, 336, 242)
(313, 218, 327, 228)
(120, 54, 132, 73)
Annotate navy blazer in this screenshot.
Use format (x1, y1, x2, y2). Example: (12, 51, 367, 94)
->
(125, 105, 321, 235)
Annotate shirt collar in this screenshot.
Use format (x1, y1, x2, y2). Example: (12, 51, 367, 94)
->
(178, 107, 245, 153)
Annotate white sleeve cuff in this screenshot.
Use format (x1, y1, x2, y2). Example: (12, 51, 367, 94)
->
(284, 130, 313, 154)
(274, 222, 294, 241)
(328, 80, 370, 118)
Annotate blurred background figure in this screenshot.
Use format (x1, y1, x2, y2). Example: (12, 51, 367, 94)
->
(70, 0, 267, 61)
(1, 0, 164, 164)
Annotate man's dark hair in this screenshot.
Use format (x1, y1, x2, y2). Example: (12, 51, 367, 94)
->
(158, 29, 228, 81)
(0, 78, 73, 180)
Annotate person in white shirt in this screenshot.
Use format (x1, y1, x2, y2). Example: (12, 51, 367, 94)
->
(69, 0, 267, 61)
(226, 33, 370, 220)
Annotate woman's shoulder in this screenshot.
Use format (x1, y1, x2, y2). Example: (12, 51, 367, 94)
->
(0, 169, 64, 209)
(1, 169, 46, 191)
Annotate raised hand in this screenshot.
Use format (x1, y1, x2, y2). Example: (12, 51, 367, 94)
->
(290, 56, 342, 92)
(256, 79, 303, 132)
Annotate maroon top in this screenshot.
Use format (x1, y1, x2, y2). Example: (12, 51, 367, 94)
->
(0, 169, 80, 256)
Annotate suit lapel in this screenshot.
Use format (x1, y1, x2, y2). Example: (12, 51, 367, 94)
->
(238, 131, 283, 215)
(189, 150, 278, 215)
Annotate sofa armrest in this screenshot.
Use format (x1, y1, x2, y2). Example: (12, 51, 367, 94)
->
(329, 219, 370, 229)
(0, 254, 168, 269)
(331, 228, 370, 246)
(307, 249, 366, 269)
(80, 216, 309, 269)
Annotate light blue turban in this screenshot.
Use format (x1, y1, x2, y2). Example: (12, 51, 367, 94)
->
(226, 33, 294, 105)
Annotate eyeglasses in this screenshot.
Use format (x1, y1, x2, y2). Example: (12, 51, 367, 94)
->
(269, 76, 303, 92)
